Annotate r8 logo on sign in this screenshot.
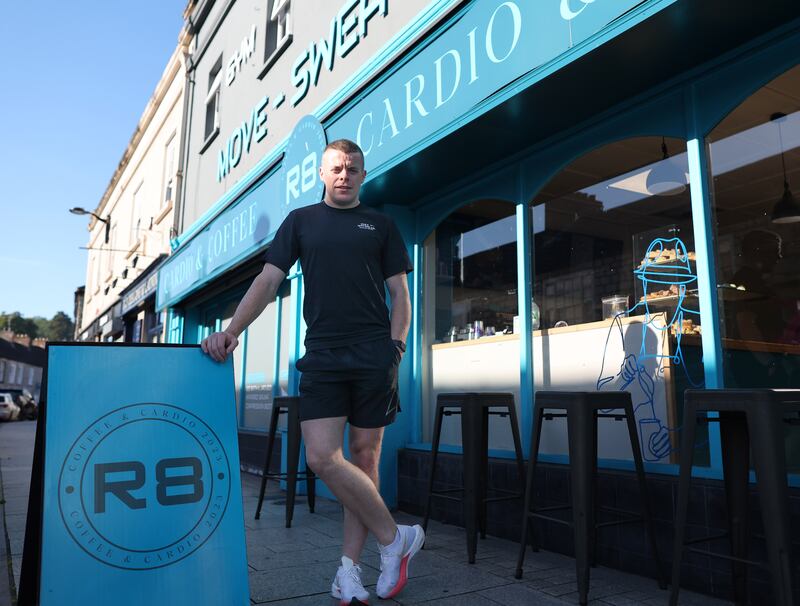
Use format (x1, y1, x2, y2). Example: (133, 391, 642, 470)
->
(285, 151, 318, 207)
(281, 115, 326, 218)
(58, 404, 231, 570)
(94, 457, 204, 513)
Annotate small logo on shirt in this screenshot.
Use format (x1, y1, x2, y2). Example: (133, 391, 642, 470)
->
(357, 223, 376, 231)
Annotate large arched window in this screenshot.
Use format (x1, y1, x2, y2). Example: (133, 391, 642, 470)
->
(421, 199, 520, 448)
(529, 137, 709, 467)
(707, 64, 800, 469)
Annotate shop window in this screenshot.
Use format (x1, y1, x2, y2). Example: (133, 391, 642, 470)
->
(27, 367, 34, 386)
(278, 284, 294, 400)
(146, 309, 163, 343)
(220, 299, 245, 415)
(0, 360, 5, 382)
(422, 199, 520, 448)
(168, 309, 184, 344)
(132, 318, 143, 343)
(531, 137, 707, 467)
(707, 64, 800, 469)
(261, 0, 292, 74)
(204, 56, 223, 143)
(242, 295, 279, 430)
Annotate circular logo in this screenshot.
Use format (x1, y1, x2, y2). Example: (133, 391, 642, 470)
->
(281, 114, 327, 218)
(58, 403, 231, 570)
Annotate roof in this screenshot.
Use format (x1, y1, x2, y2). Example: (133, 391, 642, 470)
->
(0, 338, 46, 367)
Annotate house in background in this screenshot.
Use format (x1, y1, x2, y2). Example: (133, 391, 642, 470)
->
(0, 332, 46, 400)
(75, 25, 192, 344)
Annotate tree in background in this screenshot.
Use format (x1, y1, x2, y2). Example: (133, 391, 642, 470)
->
(0, 311, 75, 342)
(1, 312, 39, 338)
(47, 312, 75, 341)
(33, 317, 50, 337)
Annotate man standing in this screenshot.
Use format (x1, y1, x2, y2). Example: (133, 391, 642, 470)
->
(202, 139, 424, 604)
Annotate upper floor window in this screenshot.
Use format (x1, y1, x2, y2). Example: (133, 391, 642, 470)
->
(107, 222, 117, 278)
(94, 247, 101, 293)
(204, 56, 223, 142)
(163, 134, 177, 207)
(131, 182, 143, 246)
(260, 0, 292, 75)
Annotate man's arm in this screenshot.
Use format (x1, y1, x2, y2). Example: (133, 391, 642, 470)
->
(386, 272, 411, 352)
(201, 263, 287, 362)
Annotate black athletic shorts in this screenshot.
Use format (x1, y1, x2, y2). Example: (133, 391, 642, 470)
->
(296, 336, 401, 428)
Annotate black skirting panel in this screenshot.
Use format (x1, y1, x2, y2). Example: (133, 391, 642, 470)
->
(396, 449, 800, 605)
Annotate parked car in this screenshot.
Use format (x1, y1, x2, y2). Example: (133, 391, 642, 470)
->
(2, 388, 38, 420)
(0, 392, 21, 421)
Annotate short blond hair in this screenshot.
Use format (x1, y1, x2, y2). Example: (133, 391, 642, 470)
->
(324, 139, 364, 164)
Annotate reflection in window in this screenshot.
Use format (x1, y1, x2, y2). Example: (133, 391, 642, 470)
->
(432, 200, 518, 342)
(221, 299, 244, 418)
(707, 65, 800, 469)
(422, 200, 521, 450)
(531, 137, 707, 466)
(262, 0, 292, 72)
(205, 56, 223, 141)
(243, 298, 278, 430)
(278, 284, 293, 398)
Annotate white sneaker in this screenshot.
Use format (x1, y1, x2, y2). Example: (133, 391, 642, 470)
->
(331, 557, 370, 605)
(376, 524, 425, 599)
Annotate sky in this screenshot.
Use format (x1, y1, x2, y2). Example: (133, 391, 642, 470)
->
(0, 2, 186, 320)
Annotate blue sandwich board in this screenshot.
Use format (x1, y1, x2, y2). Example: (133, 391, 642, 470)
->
(18, 343, 250, 606)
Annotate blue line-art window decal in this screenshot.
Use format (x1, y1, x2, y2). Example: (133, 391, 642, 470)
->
(597, 237, 704, 462)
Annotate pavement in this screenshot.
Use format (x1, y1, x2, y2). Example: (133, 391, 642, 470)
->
(0, 420, 728, 605)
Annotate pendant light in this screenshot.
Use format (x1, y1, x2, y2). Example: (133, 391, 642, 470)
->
(770, 112, 800, 224)
(646, 137, 687, 196)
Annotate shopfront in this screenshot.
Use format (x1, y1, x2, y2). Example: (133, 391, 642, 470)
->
(158, 0, 800, 594)
(120, 255, 166, 343)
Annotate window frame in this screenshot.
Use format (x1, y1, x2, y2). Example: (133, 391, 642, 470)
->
(202, 55, 223, 150)
(258, 0, 293, 79)
(162, 132, 177, 208)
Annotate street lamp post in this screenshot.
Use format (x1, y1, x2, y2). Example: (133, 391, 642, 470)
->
(69, 207, 110, 243)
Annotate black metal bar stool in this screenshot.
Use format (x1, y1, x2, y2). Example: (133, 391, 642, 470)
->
(422, 392, 526, 563)
(516, 391, 666, 605)
(254, 396, 316, 528)
(670, 389, 800, 606)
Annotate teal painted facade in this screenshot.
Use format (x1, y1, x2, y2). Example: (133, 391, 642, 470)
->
(160, 0, 800, 505)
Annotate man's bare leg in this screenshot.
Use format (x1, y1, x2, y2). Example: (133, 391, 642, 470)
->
(302, 417, 396, 546)
(342, 426, 384, 561)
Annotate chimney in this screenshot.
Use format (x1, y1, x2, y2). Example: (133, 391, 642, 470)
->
(0, 330, 14, 343)
(32, 337, 47, 349)
(13, 333, 32, 347)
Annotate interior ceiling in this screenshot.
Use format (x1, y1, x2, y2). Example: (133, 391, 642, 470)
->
(536, 137, 686, 203)
(710, 66, 800, 225)
(710, 65, 800, 139)
(535, 64, 800, 235)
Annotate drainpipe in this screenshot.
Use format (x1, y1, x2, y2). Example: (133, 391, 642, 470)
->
(173, 16, 197, 244)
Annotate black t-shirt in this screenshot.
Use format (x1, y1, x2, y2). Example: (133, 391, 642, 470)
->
(264, 201, 412, 351)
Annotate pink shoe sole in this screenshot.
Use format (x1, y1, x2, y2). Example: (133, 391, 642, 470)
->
(382, 554, 411, 599)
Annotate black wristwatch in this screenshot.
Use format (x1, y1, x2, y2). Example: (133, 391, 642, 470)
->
(392, 339, 406, 353)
